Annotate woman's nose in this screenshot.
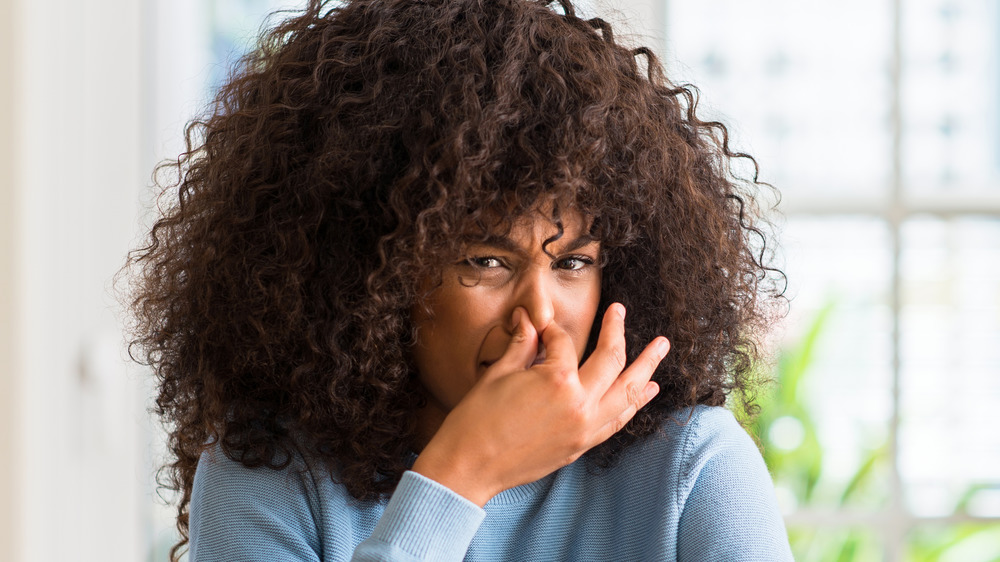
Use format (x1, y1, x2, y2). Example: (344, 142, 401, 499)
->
(512, 268, 555, 332)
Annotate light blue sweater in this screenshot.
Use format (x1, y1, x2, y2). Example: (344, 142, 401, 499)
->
(189, 405, 793, 561)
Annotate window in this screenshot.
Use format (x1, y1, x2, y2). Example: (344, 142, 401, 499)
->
(660, 0, 1000, 559)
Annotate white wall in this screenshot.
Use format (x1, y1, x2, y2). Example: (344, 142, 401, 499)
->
(0, 0, 149, 560)
(1, 0, 23, 557)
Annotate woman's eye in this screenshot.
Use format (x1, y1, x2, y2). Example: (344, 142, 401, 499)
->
(466, 256, 504, 268)
(554, 256, 594, 271)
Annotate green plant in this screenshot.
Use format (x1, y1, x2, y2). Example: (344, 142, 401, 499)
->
(744, 301, 1000, 560)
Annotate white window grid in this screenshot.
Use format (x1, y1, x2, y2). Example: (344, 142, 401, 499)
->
(657, 0, 1000, 560)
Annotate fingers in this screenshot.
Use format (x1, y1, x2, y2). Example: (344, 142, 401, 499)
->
(596, 380, 660, 441)
(488, 307, 583, 377)
(537, 317, 581, 374)
(488, 307, 539, 376)
(595, 336, 669, 435)
(578, 303, 628, 389)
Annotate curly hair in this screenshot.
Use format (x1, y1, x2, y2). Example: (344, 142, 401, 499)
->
(125, 0, 785, 557)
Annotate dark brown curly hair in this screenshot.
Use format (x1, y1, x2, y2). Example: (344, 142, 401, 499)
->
(125, 0, 785, 557)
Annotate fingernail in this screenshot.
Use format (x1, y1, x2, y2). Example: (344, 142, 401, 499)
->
(614, 303, 625, 319)
(657, 338, 669, 356)
(645, 382, 659, 400)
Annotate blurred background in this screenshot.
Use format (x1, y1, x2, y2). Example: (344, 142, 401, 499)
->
(1, 0, 998, 560)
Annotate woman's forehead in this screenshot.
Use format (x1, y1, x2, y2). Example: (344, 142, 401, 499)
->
(456, 210, 599, 259)
(461, 206, 596, 243)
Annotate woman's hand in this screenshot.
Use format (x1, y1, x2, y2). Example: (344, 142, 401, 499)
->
(411, 303, 669, 507)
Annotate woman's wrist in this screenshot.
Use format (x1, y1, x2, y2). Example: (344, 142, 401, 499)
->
(410, 444, 497, 508)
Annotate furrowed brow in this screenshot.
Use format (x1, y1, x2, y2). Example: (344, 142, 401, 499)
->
(466, 235, 521, 253)
(467, 234, 599, 254)
(560, 234, 600, 253)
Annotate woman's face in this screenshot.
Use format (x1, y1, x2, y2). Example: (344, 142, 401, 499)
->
(411, 210, 602, 442)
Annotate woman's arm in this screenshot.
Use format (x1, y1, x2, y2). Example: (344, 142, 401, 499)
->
(350, 471, 483, 561)
(189, 447, 486, 562)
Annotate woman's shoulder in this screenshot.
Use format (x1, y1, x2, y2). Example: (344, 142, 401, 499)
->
(627, 405, 777, 517)
(612, 405, 764, 497)
(666, 403, 747, 433)
(631, 404, 757, 462)
(651, 410, 792, 559)
(193, 444, 320, 495)
(192, 445, 322, 506)
(189, 445, 332, 559)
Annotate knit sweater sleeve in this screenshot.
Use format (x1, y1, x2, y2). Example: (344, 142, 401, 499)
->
(189, 449, 485, 562)
(675, 407, 794, 561)
(352, 471, 485, 561)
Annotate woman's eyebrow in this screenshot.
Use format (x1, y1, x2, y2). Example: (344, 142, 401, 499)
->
(470, 235, 521, 253)
(560, 234, 599, 253)
(470, 234, 599, 253)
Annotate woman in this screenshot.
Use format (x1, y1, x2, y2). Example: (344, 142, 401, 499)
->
(127, 0, 792, 559)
